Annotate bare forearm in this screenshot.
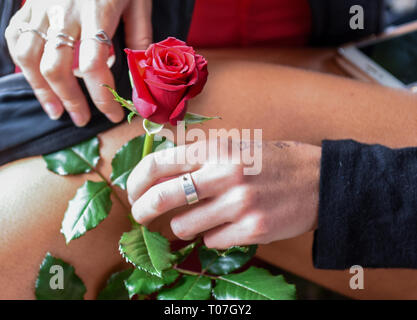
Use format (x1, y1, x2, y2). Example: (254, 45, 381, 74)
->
(196, 55, 417, 148)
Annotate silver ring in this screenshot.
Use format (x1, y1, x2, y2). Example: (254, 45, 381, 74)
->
(18, 26, 47, 41)
(47, 38, 74, 49)
(92, 30, 112, 46)
(45, 30, 76, 49)
(180, 173, 199, 205)
(56, 32, 76, 43)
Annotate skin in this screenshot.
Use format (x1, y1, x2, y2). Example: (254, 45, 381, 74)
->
(1, 51, 417, 299)
(127, 140, 321, 249)
(5, 0, 152, 126)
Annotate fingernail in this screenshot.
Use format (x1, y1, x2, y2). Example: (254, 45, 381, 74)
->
(70, 112, 89, 127)
(105, 111, 124, 123)
(44, 103, 62, 120)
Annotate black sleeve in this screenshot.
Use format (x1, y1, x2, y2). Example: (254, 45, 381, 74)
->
(313, 139, 417, 269)
(308, 0, 385, 46)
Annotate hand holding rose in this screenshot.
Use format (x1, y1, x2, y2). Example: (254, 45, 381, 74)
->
(127, 140, 321, 249)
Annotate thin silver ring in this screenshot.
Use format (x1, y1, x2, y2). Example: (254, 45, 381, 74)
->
(56, 32, 76, 43)
(18, 26, 47, 41)
(92, 30, 112, 46)
(54, 39, 75, 49)
(46, 38, 75, 49)
(180, 173, 199, 205)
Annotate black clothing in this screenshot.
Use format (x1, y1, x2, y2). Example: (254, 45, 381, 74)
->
(315, 140, 417, 269)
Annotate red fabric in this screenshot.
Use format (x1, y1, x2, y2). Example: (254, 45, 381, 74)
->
(187, 0, 312, 47)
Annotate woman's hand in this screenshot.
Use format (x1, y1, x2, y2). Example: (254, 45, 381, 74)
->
(5, 0, 152, 126)
(127, 140, 321, 249)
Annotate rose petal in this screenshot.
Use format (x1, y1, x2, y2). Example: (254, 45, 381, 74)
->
(125, 48, 158, 117)
(159, 37, 187, 47)
(184, 54, 208, 99)
(132, 86, 157, 119)
(169, 98, 188, 125)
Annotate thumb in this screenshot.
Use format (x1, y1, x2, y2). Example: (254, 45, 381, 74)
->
(123, 0, 153, 50)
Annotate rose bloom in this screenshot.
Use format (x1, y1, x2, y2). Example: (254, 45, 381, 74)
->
(125, 37, 208, 125)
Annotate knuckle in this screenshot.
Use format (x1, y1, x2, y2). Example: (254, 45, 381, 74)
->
(4, 26, 15, 42)
(148, 186, 166, 213)
(93, 100, 115, 113)
(240, 186, 256, 208)
(229, 186, 255, 218)
(227, 164, 245, 185)
(40, 62, 61, 80)
(78, 54, 107, 75)
(61, 98, 85, 113)
(249, 214, 270, 242)
(15, 48, 37, 66)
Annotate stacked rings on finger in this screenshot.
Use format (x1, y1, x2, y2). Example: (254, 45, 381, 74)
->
(180, 173, 199, 205)
(54, 32, 75, 49)
(18, 26, 47, 41)
(47, 30, 76, 49)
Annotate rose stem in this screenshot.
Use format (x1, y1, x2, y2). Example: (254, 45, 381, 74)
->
(142, 133, 155, 159)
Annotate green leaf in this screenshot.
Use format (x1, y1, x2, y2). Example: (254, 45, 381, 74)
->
(173, 241, 199, 265)
(143, 119, 164, 135)
(103, 84, 136, 113)
(198, 245, 257, 275)
(97, 269, 133, 300)
(61, 181, 112, 243)
(35, 252, 86, 300)
(110, 134, 174, 190)
(119, 226, 175, 277)
(43, 137, 100, 175)
(125, 268, 179, 298)
(158, 275, 212, 300)
(183, 112, 221, 125)
(213, 267, 296, 300)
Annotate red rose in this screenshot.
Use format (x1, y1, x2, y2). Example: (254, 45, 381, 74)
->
(125, 37, 208, 125)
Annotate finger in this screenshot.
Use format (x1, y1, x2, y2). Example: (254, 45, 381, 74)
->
(5, 3, 31, 55)
(132, 167, 223, 226)
(123, 0, 153, 50)
(10, 8, 65, 120)
(41, 6, 91, 127)
(203, 214, 262, 249)
(170, 186, 250, 241)
(127, 144, 202, 204)
(41, 33, 90, 126)
(78, 2, 125, 123)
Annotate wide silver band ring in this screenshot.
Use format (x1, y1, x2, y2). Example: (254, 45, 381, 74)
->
(18, 26, 47, 41)
(180, 173, 199, 205)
